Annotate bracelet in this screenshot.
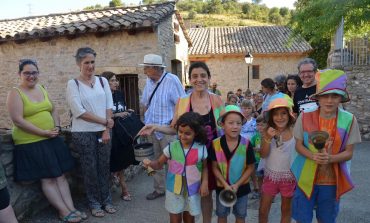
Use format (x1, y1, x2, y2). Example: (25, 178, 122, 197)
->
(263, 138, 271, 144)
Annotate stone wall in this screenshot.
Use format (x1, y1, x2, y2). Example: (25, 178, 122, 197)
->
(0, 14, 189, 129)
(0, 129, 141, 220)
(192, 54, 307, 101)
(342, 65, 370, 140)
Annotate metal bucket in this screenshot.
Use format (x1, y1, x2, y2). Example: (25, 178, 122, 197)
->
(133, 135, 154, 162)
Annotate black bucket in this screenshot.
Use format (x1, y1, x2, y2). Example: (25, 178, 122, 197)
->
(133, 135, 154, 162)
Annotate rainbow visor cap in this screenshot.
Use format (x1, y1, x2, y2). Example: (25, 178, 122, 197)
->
(309, 69, 349, 102)
(264, 93, 295, 121)
(217, 105, 247, 126)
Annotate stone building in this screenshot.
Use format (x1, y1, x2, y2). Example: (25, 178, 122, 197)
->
(0, 2, 191, 128)
(188, 26, 312, 98)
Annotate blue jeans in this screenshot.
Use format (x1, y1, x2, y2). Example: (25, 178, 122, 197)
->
(216, 193, 248, 219)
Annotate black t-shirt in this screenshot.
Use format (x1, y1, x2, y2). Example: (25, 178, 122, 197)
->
(209, 135, 256, 197)
(293, 85, 318, 114)
(112, 90, 127, 114)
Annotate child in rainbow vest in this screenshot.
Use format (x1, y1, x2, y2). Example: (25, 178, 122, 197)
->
(143, 112, 209, 223)
(210, 105, 256, 223)
(291, 69, 362, 223)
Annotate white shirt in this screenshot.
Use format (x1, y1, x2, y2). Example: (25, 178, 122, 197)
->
(66, 76, 113, 132)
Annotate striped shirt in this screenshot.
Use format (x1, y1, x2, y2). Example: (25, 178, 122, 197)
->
(140, 71, 185, 139)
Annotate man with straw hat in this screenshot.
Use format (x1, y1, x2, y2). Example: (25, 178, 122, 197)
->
(139, 54, 185, 200)
(291, 69, 361, 223)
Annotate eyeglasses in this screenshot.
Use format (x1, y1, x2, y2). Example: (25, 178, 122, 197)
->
(299, 70, 315, 75)
(109, 79, 119, 82)
(22, 71, 39, 77)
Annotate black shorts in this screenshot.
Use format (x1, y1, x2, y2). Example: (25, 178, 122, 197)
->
(0, 187, 10, 210)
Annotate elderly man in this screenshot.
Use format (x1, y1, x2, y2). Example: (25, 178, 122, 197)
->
(293, 58, 319, 114)
(210, 82, 221, 96)
(139, 54, 185, 200)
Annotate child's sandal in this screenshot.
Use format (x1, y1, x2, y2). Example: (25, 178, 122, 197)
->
(121, 191, 132, 201)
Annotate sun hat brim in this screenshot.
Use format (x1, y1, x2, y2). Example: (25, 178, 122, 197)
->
(217, 107, 247, 126)
(310, 89, 349, 103)
(138, 63, 166, 67)
(263, 105, 295, 122)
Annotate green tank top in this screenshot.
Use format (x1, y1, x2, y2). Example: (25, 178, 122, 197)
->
(12, 85, 54, 145)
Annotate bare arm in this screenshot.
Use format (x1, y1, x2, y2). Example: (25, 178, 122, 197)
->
(212, 161, 231, 190)
(142, 155, 168, 170)
(138, 124, 176, 136)
(200, 159, 209, 196)
(7, 89, 57, 138)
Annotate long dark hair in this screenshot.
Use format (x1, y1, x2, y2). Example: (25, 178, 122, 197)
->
(266, 107, 295, 129)
(285, 74, 302, 97)
(175, 112, 207, 144)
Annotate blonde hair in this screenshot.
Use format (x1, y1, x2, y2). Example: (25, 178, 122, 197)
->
(240, 99, 254, 111)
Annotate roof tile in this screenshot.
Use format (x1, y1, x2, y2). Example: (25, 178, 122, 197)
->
(0, 2, 183, 42)
(189, 26, 312, 55)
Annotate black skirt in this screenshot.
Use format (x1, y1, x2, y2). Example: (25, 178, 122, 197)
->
(110, 124, 138, 172)
(14, 137, 75, 182)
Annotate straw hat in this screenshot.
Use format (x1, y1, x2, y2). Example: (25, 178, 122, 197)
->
(217, 105, 247, 126)
(138, 54, 166, 67)
(309, 69, 349, 102)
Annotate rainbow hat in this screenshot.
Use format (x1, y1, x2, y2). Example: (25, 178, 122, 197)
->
(310, 69, 349, 102)
(264, 93, 295, 120)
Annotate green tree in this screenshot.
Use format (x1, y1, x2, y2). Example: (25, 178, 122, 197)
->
(279, 7, 289, 17)
(289, 0, 369, 67)
(83, 4, 103, 10)
(109, 0, 123, 7)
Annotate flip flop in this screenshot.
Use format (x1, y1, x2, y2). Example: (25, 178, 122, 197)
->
(91, 208, 105, 218)
(60, 212, 81, 223)
(72, 210, 88, 220)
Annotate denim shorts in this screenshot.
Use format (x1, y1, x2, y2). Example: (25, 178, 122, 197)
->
(216, 193, 248, 219)
(292, 185, 339, 223)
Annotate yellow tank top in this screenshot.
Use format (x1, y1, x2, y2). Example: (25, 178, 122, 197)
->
(12, 85, 54, 145)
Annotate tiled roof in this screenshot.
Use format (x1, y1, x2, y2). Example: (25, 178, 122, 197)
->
(0, 2, 191, 45)
(189, 26, 312, 55)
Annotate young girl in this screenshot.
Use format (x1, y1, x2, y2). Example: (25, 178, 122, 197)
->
(259, 93, 296, 223)
(210, 105, 255, 223)
(240, 99, 257, 140)
(143, 112, 209, 223)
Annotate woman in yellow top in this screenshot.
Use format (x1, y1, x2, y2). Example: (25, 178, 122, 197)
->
(6, 59, 85, 223)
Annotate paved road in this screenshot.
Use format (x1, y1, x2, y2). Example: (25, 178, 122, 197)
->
(21, 142, 370, 223)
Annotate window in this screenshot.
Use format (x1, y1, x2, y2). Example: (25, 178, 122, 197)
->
(252, 65, 260, 79)
(117, 74, 140, 114)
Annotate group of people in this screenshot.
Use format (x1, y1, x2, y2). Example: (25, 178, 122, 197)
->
(139, 57, 361, 223)
(0, 51, 361, 223)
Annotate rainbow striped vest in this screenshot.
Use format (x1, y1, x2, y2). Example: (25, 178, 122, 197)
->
(213, 137, 250, 186)
(166, 140, 206, 196)
(291, 108, 354, 199)
(175, 93, 224, 137)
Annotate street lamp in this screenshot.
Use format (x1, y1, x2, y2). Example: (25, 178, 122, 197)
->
(244, 52, 253, 89)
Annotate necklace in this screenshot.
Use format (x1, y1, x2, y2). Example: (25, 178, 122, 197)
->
(79, 76, 95, 88)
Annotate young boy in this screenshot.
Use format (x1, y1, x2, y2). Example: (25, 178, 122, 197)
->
(249, 115, 265, 199)
(210, 105, 256, 223)
(240, 99, 257, 140)
(291, 69, 362, 223)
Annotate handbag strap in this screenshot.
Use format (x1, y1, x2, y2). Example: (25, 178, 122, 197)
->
(147, 72, 168, 107)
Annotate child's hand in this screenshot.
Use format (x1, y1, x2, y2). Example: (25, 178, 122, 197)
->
(199, 182, 209, 197)
(230, 184, 239, 192)
(312, 151, 331, 165)
(142, 158, 151, 168)
(266, 127, 277, 138)
(224, 184, 233, 192)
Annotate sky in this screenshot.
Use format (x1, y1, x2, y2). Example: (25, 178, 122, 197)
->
(0, 0, 296, 20)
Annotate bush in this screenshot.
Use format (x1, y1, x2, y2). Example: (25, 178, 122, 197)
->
(188, 10, 197, 19)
